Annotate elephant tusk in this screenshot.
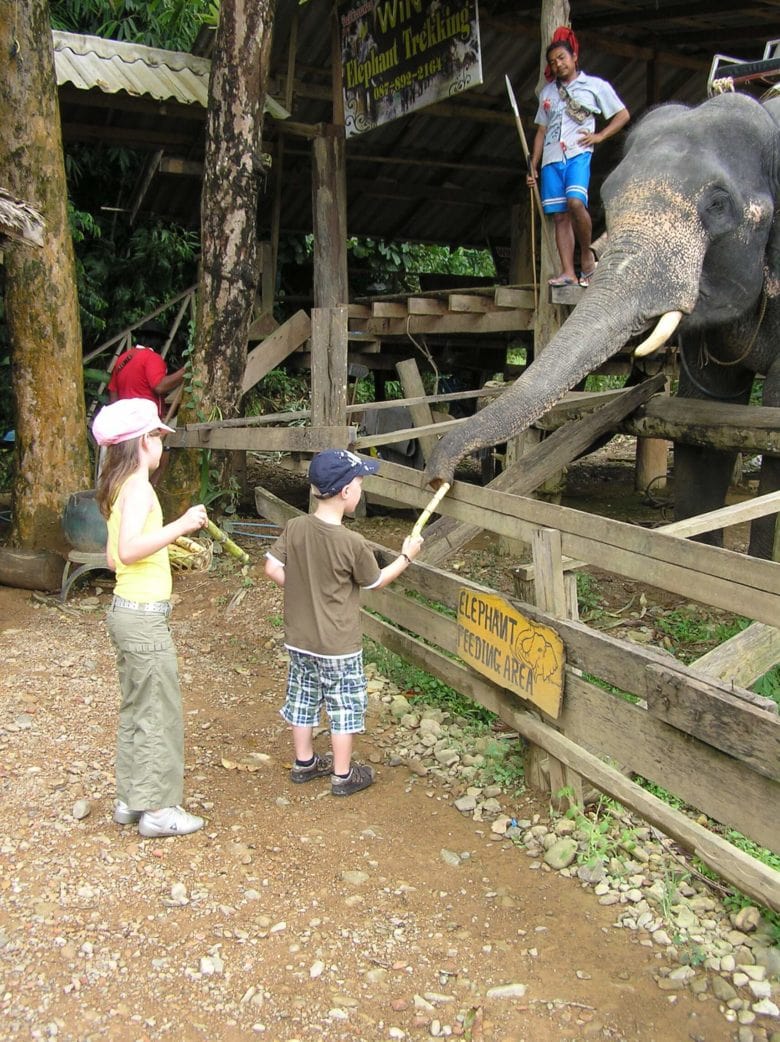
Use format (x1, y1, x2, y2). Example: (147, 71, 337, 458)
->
(633, 311, 683, 358)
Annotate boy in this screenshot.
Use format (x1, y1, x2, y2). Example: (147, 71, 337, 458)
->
(265, 449, 423, 796)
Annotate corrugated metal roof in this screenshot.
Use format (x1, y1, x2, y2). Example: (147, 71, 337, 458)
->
(53, 30, 288, 118)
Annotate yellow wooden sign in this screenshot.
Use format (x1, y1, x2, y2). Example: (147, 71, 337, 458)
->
(457, 589, 565, 718)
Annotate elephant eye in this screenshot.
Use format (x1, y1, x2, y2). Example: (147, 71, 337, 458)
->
(699, 187, 736, 235)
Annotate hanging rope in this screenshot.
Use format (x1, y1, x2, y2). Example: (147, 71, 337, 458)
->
(701, 285, 768, 368)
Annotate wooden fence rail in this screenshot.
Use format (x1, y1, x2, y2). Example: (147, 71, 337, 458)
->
(361, 561, 780, 912)
(254, 476, 780, 911)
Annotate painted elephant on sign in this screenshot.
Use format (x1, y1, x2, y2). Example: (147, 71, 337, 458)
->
(424, 92, 780, 558)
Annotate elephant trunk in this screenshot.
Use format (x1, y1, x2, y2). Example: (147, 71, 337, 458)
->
(422, 285, 638, 487)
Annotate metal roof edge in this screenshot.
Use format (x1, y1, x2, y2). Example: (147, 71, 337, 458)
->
(52, 30, 212, 76)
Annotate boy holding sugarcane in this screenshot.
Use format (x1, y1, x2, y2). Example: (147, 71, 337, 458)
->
(265, 449, 423, 796)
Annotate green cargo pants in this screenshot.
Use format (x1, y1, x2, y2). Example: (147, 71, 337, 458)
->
(106, 603, 184, 811)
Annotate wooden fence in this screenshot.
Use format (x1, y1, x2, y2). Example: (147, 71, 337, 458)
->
(256, 459, 780, 913)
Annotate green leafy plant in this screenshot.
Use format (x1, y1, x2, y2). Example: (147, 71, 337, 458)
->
(560, 793, 636, 867)
(363, 639, 495, 726)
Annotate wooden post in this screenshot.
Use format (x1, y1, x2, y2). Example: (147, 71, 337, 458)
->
(534, 0, 570, 358)
(311, 132, 348, 308)
(635, 436, 669, 493)
(499, 429, 538, 556)
(524, 526, 584, 809)
(310, 307, 348, 429)
(508, 202, 533, 286)
(396, 358, 437, 463)
(310, 305, 350, 511)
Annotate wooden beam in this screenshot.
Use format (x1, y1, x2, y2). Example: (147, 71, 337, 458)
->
(495, 286, 536, 309)
(241, 309, 311, 393)
(623, 397, 780, 454)
(168, 425, 357, 452)
(658, 491, 780, 538)
(396, 358, 437, 463)
(372, 458, 780, 626)
(310, 307, 348, 429)
(278, 120, 326, 139)
(351, 310, 533, 336)
(312, 133, 348, 308)
(420, 375, 666, 566)
(372, 302, 408, 318)
(407, 297, 448, 315)
(644, 664, 780, 781)
(255, 484, 303, 526)
(354, 417, 463, 450)
(128, 149, 162, 225)
(694, 623, 780, 691)
(448, 294, 491, 313)
(159, 156, 203, 176)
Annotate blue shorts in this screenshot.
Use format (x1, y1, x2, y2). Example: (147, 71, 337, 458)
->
(540, 152, 591, 212)
(281, 648, 367, 734)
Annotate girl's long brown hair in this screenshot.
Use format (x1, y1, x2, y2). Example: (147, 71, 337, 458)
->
(96, 438, 142, 519)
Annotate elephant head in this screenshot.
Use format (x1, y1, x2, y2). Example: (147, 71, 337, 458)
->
(424, 92, 780, 556)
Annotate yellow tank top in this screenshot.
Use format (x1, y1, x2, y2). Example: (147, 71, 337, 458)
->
(107, 479, 172, 602)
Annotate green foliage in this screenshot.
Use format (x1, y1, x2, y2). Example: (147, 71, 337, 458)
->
(244, 370, 310, 418)
(752, 665, 780, 709)
(348, 237, 495, 277)
(363, 639, 495, 726)
(561, 792, 637, 867)
(654, 609, 749, 663)
(584, 374, 626, 392)
(479, 738, 525, 791)
(51, 0, 216, 51)
(575, 571, 603, 618)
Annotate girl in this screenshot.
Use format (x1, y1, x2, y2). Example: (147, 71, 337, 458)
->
(92, 397, 207, 837)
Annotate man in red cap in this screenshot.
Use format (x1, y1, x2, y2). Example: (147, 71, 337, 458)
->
(526, 30, 629, 288)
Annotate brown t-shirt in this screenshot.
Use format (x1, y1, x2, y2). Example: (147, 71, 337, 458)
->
(268, 514, 381, 656)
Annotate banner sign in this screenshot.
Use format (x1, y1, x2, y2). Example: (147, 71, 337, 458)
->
(340, 0, 483, 137)
(457, 589, 565, 718)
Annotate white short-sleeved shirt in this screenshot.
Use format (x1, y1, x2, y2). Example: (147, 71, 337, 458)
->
(535, 71, 626, 166)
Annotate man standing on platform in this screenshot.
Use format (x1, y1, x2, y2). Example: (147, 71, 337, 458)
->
(526, 28, 629, 289)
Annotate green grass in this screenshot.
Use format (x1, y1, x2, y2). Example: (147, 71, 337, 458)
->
(364, 638, 495, 725)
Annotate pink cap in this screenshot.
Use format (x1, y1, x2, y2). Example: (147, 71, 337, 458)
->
(92, 398, 174, 446)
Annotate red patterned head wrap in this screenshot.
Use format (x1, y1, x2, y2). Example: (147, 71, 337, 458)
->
(544, 26, 580, 81)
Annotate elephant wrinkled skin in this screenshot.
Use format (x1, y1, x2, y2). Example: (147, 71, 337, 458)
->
(424, 92, 780, 558)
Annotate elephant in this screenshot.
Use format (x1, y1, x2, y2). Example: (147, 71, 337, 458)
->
(423, 91, 780, 558)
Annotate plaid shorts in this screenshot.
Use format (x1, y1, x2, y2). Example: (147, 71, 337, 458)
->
(281, 648, 367, 734)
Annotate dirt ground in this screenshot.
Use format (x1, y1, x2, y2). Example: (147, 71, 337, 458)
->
(0, 445, 762, 1042)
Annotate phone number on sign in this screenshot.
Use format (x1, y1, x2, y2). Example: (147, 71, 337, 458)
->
(372, 56, 443, 100)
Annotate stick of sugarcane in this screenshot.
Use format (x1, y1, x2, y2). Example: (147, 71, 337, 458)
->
(411, 482, 451, 540)
(206, 519, 250, 565)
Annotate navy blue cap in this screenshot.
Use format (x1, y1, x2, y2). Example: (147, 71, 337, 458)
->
(309, 449, 379, 498)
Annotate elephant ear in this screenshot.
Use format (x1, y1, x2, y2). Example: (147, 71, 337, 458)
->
(761, 96, 780, 280)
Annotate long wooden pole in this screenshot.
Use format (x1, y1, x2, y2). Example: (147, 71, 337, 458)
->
(505, 75, 556, 264)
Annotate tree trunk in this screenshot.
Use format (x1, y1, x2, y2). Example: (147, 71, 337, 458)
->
(195, 0, 275, 417)
(162, 0, 277, 518)
(0, 0, 90, 551)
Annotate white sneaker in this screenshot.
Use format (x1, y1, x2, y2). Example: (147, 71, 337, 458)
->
(113, 799, 142, 825)
(138, 805, 204, 837)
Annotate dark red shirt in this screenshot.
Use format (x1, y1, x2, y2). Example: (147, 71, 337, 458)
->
(108, 347, 168, 417)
